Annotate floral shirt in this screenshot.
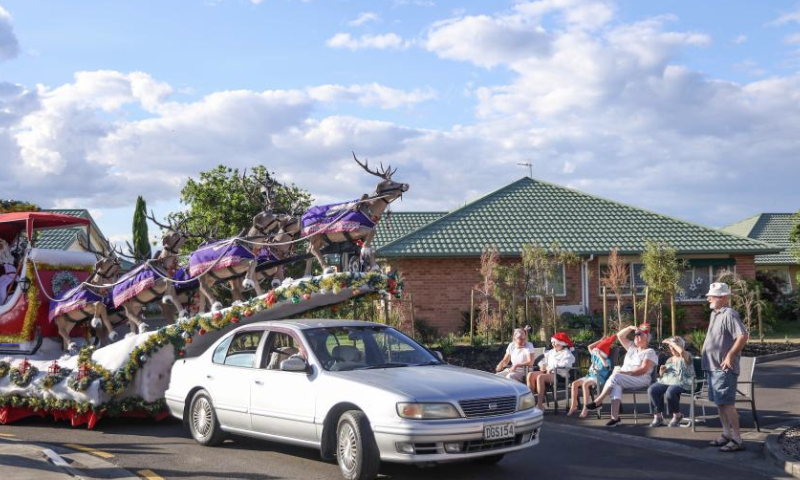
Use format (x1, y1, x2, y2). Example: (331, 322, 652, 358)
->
(658, 356, 695, 391)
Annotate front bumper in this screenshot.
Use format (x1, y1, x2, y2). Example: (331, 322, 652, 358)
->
(371, 408, 543, 464)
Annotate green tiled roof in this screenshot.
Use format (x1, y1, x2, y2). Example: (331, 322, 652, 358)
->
(36, 209, 109, 253)
(372, 212, 446, 249)
(722, 213, 800, 265)
(378, 177, 780, 258)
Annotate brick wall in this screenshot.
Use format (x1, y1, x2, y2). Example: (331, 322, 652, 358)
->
(388, 257, 583, 334)
(388, 254, 761, 335)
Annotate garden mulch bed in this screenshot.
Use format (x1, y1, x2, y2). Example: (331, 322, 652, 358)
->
(779, 426, 800, 461)
(443, 342, 800, 373)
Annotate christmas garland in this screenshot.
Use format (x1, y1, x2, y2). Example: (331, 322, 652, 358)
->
(41, 368, 73, 390)
(52, 270, 81, 298)
(0, 394, 166, 417)
(35, 263, 94, 272)
(0, 361, 9, 379)
(9, 364, 39, 387)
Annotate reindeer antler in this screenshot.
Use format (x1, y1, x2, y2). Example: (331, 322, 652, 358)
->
(146, 209, 174, 232)
(239, 169, 280, 212)
(352, 152, 395, 180)
(113, 243, 138, 262)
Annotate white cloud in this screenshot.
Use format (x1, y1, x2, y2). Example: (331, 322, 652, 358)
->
(307, 83, 436, 109)
(349, 12, 379, 27)
(768, 8, 800, 26)
(785, 33, 800, 45)
(0, 5, 20, 61)
(326, 32, 410, 50)
(732, 34, 747, 44)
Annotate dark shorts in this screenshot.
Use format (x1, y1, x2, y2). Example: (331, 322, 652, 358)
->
(707, 370, 737, 405)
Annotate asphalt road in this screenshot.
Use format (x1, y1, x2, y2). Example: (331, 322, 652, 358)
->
(0, 415, 790, 480)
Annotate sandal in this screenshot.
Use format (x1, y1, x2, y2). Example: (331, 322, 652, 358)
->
(719, 439, 746, 452)
(579, 410, 589, 419)
(708, 435, 730, 447)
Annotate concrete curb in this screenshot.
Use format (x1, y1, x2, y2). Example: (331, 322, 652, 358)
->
(549, 422, 786, 478)
(765, 426, 800, 479)
(755, 349, 800, 364)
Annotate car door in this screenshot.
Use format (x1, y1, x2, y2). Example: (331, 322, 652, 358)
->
(205, 328, 265, 432)
(250, 328, 317, 443)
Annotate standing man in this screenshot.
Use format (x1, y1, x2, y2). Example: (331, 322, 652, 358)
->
(702, 282, 749, 452)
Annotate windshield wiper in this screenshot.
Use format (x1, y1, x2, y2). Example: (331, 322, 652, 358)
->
(361, 362, 409, 370)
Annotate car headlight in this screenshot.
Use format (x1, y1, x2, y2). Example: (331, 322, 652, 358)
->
(396, 402, 461, 419)
(518, 392, 536, 411)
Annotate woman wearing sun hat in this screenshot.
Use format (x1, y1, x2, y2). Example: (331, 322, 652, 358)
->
(527, 331, 576, 411)
(647, 336, 695, 427)
(585, 322, 658, 427)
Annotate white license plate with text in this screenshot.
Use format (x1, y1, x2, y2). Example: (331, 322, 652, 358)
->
(483, 422, 515, 440)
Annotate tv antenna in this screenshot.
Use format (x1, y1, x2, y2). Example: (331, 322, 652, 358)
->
(517, 162, 532, 178)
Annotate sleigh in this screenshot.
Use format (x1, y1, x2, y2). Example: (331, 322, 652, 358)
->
(0, 212, 99, 355)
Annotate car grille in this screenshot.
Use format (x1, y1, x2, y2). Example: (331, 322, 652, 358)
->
(464, 435, 519, 453)
(458, 395, 516, 418)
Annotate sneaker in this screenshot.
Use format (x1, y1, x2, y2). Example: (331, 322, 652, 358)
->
(648, 418, 664, 428)
(585, 402, 601, 411)
(668, 415, 683, 427)
(605, 418, 622, 428)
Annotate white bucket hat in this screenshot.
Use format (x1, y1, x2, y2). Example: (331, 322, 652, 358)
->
(706, 282, 732, 297)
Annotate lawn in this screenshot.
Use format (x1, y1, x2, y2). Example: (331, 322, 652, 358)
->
(762, 320, 800, 343)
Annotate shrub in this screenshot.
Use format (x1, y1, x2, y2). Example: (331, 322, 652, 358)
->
(437, 333, 458, 357)
(413, 318, 439, 346)
(686, 329, 707, 349)
(571, 329, 597, 344)
(563, 312, 603, 334)
(471, 334, 486, 347)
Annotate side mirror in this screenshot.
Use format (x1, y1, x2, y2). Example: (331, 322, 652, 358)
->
(280, 356, 310, 373)
(433, 351, 444, 362)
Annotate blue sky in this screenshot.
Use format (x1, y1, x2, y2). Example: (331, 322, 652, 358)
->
(1, 0, 799, 247)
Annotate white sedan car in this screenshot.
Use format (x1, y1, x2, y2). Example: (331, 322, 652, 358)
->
(165, 320, 543, 480)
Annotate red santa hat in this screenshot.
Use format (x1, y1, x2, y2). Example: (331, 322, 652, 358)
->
(551, 332, 573, 349)
(635, 322, 651, 336)
(592, 334, 616, 359)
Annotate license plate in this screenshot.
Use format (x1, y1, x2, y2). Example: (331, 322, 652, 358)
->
(483, 422, 515, 440)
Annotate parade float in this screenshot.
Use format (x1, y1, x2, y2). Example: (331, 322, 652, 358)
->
(0, 155, 407, 428)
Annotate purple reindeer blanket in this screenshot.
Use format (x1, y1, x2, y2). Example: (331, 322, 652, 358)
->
(301, 199, 376, 237)
(48, 286, 103, 322)
(189, 240, 254, 277)
(173, 266, 199, 293)
(112, 265, 157, 308)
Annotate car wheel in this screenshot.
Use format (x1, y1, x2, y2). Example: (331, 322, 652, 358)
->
(189, 390, 225, 446)
(336, 410, 380, 480)
(475, 453, 505, 464)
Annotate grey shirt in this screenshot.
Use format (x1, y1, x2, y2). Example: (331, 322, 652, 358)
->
(701, 306, 748, 374)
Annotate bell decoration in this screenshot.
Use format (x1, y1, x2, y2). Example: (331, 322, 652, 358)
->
(139, 355, 148, 364)
(291, 296, 300, 304)
(230, 315, 240, 324)
(199, 328, 206, 336)
(244, 309, 253, 317)
(212, 312, 222, 321)
(185, 336, 193, 344)
(302, 293, 311, 301)
(48, 360, 61, 375)
(178, 350, 186, 357)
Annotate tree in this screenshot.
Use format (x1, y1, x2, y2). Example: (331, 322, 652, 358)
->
(791, 210, 800, 285)
(170, 165, 312, 253)
(493, 261, 523, 342)
(600, 247, 630, 331)
(476, 245, 500, 342)
(0, 199, 40, 213)
(639, 240, 685, 339)
(132, 196, 152, 260)
(716, 269, 763, 337)
(521, 242, 579, 340)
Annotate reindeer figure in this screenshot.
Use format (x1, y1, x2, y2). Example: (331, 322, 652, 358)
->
(248, 212, 302, 292)
(51, 249, 123, 352)
(192, 173, 280, 311)
(302, 153, 409, 275)
(111, 214, 192, 333)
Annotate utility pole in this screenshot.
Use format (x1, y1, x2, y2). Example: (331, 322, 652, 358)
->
(517, 162, 532, 178)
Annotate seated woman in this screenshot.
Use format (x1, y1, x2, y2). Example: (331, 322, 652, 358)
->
(527, 332, 575, 411)
(586, 323, 658, 427)
(568, 334, 615, 418)
(647, 336, 695, 427)
(0, 239, 17, 306)
(495, 327, 535, 383)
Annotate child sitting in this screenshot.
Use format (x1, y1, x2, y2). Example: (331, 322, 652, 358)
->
(568, 334, 615, 418)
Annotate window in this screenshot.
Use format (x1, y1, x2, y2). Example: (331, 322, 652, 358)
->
(542, 264, 566, 296)
(221, 330, 264, 368)
(263, 331, 303, 370)
(758, 268, 793, 294)
(212, 336, 234, 364)
(598, 263, 643, 296)
(677, 267, 710, 300)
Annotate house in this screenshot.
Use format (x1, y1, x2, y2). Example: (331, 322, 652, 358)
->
(722, 213, 799, 293)
(376, 177, 780, 333)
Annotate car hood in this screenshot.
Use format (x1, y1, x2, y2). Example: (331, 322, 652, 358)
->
(331, 364, 527, 401)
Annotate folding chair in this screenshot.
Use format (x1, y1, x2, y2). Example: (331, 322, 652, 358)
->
(688, 356, 760, 432)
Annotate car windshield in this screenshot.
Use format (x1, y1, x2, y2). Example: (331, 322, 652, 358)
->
(303, 325, 442, 372)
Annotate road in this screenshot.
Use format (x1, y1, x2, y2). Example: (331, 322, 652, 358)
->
(0, 416, 790, 480)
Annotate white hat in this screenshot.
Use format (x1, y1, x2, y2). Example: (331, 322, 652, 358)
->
(706, 282, 732, 297)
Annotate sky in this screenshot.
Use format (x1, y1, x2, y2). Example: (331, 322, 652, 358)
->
(1, 0, 799, 247)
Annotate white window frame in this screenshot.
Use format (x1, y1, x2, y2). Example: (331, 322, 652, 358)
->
(758, 267, 794, 294)
(545, 263, 567, 297)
